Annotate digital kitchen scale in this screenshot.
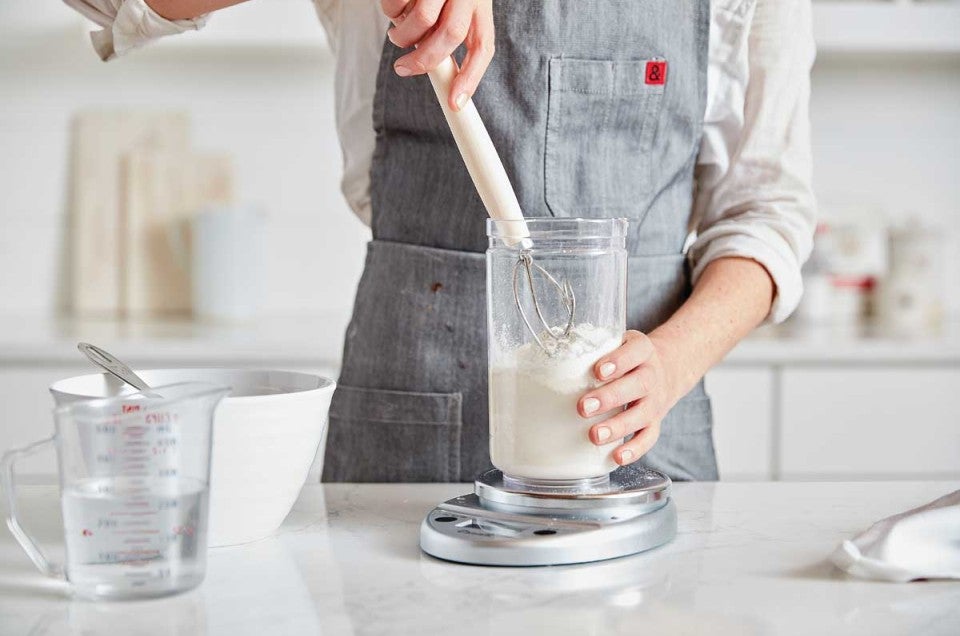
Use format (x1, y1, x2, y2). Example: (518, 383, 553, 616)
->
(419, 466, 677, 566)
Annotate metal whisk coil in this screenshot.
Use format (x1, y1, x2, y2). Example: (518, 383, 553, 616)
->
(512, 251, 577, 354)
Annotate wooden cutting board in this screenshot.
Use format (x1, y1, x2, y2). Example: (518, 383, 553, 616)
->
(122, 150, 234, 317)
(70, 111, 190, 317)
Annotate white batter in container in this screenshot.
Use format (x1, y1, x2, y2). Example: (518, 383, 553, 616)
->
(490, 323, 622, 480)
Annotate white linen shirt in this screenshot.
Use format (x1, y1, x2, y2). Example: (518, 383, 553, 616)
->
(67, 0, 817, 323)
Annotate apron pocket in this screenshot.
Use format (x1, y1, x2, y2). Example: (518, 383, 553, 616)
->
(325, 385, 463, 482)
(545, 57, 666, 216)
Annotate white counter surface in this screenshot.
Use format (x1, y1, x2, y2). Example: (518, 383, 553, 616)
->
(1, 481, 958, 635)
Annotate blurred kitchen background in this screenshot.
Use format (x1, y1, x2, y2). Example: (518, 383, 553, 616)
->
(1, 0, 958, 482)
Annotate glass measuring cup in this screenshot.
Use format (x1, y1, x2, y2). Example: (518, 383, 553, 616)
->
(2, 382, 229, 600)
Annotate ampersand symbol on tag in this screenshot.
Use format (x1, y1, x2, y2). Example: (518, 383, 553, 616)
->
(645, 61, 667, 85)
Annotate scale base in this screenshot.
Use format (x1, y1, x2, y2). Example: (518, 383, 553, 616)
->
(420, 467, 677, 567)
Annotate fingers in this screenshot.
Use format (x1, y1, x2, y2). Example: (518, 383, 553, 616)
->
(579, 364, 657, 418)
(613, 421, 661, 466)
(448, 1, 494, 110)
(388, 0, 446, 48)
(594, 330, 655, 382)
(589, 400, 649, 445)
(381, 0, 412, 20)
(393, 0, 475, 80)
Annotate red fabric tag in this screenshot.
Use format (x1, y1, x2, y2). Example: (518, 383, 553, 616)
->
(645, 61, 667, 85)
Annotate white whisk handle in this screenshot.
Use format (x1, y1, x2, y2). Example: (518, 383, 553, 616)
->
(427, 56, 531, 247)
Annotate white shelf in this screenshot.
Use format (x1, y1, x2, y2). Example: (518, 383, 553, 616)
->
(813, 1, 960, 54)
(0, 315, 347, 366)
(0, 0, 328, 55)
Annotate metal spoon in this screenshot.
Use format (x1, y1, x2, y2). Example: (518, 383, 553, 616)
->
(77, 342, 160, 397)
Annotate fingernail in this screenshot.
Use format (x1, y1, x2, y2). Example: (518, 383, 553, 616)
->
(582, 397, 600, 415)
(387, 29, 397, 45)
(620, 449, 635, 463)
(454, 93, 468, 110)
(599, 362, 616, 378)
(596, 426, 611, 443)
(395, 64, 411, 77)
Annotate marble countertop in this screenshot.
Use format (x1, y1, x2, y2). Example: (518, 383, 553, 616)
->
(1, 481, 958, 635)
(1, 315, 960, 365)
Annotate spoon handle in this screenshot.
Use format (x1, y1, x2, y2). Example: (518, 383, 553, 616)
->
(77, 342, 154, 393)
(427, 56, 531, 248)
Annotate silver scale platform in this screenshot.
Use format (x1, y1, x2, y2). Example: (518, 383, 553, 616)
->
(420, 466, 676, 566)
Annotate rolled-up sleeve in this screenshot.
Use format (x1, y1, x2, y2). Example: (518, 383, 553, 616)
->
(690, 0, 817, 323)
(63, 0, 208, 61)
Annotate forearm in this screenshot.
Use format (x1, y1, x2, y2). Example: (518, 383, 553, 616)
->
(649, 256, 773, 403)
(146, 0, 248, 20)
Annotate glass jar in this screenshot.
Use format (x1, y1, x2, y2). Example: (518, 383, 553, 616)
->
(487, 218, 627, 488)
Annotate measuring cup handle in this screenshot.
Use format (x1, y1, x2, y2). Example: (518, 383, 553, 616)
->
(1, 437, 64, 579)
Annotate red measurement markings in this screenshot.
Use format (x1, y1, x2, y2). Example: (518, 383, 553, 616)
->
(115, 529, 160, 535)
(122, 426, 147, 437)
(122, 520, 153, 527)
(123, 537, 152, 545)
(116, 549, 162, 563)
(145, 412, 171, 424)
(109, 511, 155, 517)
(119, 487, 151, 494)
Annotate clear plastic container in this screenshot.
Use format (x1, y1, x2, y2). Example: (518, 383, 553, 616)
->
(487, 218, 627, 488)
(2, 382, 229, 600)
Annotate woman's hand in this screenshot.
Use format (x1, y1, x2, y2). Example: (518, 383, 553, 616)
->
(578, 331, 683, 466)
(381, 0, 495, 111)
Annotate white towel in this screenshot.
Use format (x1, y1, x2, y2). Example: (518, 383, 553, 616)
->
(830, 489, 960, 582)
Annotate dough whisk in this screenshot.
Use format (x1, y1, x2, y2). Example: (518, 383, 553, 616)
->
(428, 57, 576, 353)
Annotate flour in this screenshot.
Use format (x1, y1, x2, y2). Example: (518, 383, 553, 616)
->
(489, 324, 623, 481)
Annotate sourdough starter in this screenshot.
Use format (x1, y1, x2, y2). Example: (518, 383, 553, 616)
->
(489, 324, 622, 481)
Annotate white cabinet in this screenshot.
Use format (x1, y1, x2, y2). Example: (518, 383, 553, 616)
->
(706, 368, 775, 481)
(779, 367, 960, 480)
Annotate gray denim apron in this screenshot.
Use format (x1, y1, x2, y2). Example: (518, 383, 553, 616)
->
(323, 0, 718, 483)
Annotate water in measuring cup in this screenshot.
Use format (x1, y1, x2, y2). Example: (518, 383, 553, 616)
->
(61, 477, 208, 599)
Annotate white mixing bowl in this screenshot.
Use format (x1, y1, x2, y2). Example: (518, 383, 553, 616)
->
(50, 369, 335, 547)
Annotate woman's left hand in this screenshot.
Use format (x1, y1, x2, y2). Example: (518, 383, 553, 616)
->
(578, 330, 682, 466)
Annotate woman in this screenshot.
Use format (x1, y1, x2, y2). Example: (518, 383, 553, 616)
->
(67, 0, 816, 482)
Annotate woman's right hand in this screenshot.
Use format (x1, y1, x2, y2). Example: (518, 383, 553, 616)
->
(381, 0, 495, 111)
